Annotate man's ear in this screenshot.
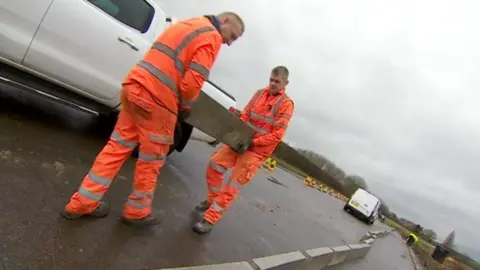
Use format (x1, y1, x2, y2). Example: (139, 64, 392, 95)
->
(222, 16, 230, 24)
(284, 79, 289, 86)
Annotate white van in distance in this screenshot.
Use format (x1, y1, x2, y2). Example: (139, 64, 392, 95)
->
(343, 188, 381, 225)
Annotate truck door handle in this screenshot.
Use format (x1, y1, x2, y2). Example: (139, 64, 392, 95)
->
(118, 36, 139, 51)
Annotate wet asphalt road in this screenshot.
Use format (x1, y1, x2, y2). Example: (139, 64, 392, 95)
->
(1, 84, 398, 270)
(329, 231, 415, 270)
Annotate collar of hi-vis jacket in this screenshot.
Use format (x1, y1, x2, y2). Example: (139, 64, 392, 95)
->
(204, 15, 221, 32)
(263, 86, 286, 97)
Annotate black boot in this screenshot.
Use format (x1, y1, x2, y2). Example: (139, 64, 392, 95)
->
(61, 201, 110, 220)
(193, 219, 214, 234)
(194, 200, 211, 212)
(121, 214, 163, 227)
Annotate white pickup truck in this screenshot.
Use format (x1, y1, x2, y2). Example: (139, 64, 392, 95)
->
(0, 0, 237, 155)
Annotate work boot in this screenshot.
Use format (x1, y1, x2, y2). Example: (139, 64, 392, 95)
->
(193, 219, 214, 234)
(194, 200, 211, 212)
(61, 201, 110, 220)
(121, 214, 163, 227)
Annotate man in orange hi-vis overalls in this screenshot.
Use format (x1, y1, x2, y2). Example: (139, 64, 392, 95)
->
(61, 12, 245, 227)
(193, 66, 295, 233)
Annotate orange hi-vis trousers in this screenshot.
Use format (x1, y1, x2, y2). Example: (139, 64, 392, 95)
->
(65, 82, 177, 219)
(204, 145, 265, 224)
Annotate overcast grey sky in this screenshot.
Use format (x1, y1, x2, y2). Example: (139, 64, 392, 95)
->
(157, 0, 480, 258)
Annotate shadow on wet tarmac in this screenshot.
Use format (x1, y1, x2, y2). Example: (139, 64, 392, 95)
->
(0, 82, 115, 139)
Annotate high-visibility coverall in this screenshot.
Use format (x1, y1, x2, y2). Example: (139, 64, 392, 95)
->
(64, 15, 223, 220)
(204, 87, 294, 224)
(407, 233, 419, 246)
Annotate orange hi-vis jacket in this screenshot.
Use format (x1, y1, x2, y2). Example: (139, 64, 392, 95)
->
(240, 87, 294, 157)
(123, 16, 223, 114)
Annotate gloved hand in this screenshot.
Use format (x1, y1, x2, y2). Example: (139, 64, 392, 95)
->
(178, 110, 191, 121)
(235, 137, 253, 154)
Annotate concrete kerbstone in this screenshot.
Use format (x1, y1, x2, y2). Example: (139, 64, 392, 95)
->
(327, 246, 351, 266)
(158, 261, 254, 270)
(346, 243, 371, 260)
(301, 247, 335, 270)
(368, 229, 391, 238)
(251, 251, 306, 270)
(362, 238, 375, 245)
(153, 230, 382, 270)
(359, 232, 372, 242)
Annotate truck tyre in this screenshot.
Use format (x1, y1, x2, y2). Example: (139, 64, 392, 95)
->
(367, 217, 374, 225)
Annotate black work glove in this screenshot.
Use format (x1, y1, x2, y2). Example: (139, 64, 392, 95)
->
(234, 137, 253, 154)
(178, 110, 191, 121)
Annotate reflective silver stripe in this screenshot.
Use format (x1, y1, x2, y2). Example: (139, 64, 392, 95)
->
(148, 133, 173, 144)
(126, 199, 151, 209)
(246, 121, 268, 134)
(212, 201, 224, 212)
(246, 89, 263, 114)
(78, 186, 102, 201)
(208, 186, 221, 192)
(88, 171, 112, 186)
(151, 42, 183, 73)
(277, 113, 291, 120)
(138, 152, 166, 162)
(143, 26, 216, 103)
(144, 26, 216, 109)
(111, 131, 137, 149)
(189, 61, 210, 79)
(250, 111, 274, 124)
(249, 91, 289, 113)
(151, 26, 216, 75)
(226, 178, 243, 190)
(137, 60, 180, 98)
(246, 92, 291, 134)
(209, 160, 227, 173)
(250, 89, 263, 105)
(274, 123, 288, 129)
(272, 95, 288, 115)
(151, 42, 176, 58)
(174, 26, 216, 58)
(132, 189, 154, 199)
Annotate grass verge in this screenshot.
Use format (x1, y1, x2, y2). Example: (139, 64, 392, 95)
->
(274, 158, 307, 177)
(383, 218, 475, 269)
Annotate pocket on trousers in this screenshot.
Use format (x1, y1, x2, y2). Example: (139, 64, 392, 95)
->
(127, 93, 156, 120)
(236, 163, 257, 185)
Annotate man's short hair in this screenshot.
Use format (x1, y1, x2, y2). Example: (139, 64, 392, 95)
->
(217, 11, 245, 32)
(271, 66, 289, 80)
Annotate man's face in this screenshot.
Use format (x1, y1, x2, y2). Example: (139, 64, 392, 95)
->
(219, 17, 243, 46)
(269, 73, 288, 95)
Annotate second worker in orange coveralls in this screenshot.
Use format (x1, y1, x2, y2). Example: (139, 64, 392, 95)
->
(60, 12, 245, 227)
(193, 66, 295, 233)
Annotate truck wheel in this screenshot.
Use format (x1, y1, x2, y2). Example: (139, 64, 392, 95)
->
(168, 144, 176, 155)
